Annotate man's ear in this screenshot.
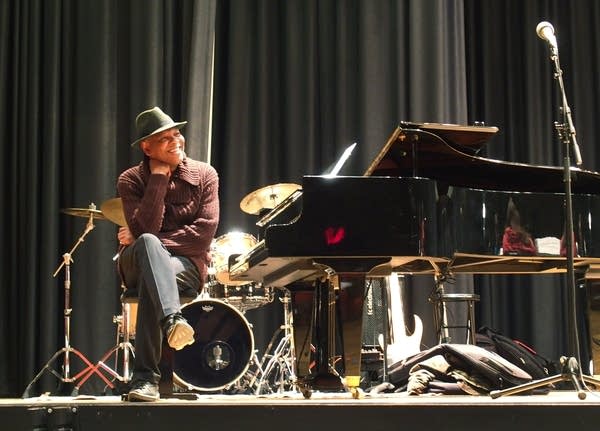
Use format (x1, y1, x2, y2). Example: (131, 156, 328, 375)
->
(140, 140, 151, 156)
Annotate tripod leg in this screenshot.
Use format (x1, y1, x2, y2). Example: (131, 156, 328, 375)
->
(98, 342, 135, 379)
(22, 348, 71, 398)
(241, 351, 264, 393)
(490, 356, 599, 399)
(22, 347, 111, 397)
(257, 294, 298, 394)
(255, 336, 287, 394)
(67, 348, 115, 392)
(77, 312, 137, 394)
(490, 374, 564, 398)
(74, 346, 122, 392)
(94, 342, 135, 395)
(563, 356, 585, 399)
(580, 374, 600, 389)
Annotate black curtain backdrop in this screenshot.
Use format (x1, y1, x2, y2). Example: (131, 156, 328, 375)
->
(464, 0, 600, 363)
(0, 0, 216, 397)
(212, 0, 471, 355)
(2, 0, 600, 397)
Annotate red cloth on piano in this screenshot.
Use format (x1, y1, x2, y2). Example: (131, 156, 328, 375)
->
(502, 226, 537, 255)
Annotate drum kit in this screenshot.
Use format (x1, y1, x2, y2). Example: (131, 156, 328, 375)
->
(174, 182, 301, 394)
(24, 182, 301, 397)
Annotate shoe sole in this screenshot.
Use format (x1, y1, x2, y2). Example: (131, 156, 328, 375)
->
(127, 391, 160, 402)
(167, 321, 195, 350)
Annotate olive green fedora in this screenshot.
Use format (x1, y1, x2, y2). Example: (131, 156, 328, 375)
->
(131, 106, 187, 147)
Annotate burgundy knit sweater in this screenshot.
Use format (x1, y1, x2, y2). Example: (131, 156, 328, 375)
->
(117, 157, 220, 282)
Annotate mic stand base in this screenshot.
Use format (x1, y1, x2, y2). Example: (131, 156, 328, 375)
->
(490, 356, 600, 400)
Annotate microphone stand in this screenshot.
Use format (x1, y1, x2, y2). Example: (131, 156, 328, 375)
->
(490, 33, 600, 399)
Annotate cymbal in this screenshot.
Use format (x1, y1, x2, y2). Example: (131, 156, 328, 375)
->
(240, 183, 301, 215)
(100, 197, 128, 227)
(61, 205, 106, 220)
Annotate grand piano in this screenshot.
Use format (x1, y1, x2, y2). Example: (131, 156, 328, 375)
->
(229, 123, 600, 395)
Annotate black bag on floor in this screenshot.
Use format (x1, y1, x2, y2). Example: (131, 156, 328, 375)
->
(476, 326, 559, 380)
(387, 343, 532, 391)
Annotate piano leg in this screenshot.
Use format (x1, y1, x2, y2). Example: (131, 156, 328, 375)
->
(289, 275, 365, 396)
(288, 285, 315, 392)
(337, 274, 367, 395)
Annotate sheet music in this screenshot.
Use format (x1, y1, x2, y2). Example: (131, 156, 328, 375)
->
(325, 142, 357, 177)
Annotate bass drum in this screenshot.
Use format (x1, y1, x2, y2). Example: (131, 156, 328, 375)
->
(173, 298, 254, 392)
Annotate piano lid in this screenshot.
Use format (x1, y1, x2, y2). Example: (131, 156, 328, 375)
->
(364, 123, 600, 195)
(395, 122, 499, 152)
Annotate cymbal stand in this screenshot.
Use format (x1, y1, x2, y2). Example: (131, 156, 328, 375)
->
(253, 289, 297, 394)
(23, 206, 113, 397)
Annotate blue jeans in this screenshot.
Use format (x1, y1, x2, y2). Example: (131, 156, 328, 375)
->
(119, 233, 200, 384)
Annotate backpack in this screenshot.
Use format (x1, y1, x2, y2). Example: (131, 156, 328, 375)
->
(387, 343, 532, 391)
(476, 326, 559, 380)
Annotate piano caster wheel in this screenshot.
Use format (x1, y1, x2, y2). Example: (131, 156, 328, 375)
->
(344, 376, 362, 399)
(297, 381, 312, 399)
(300, 386, 312, 399)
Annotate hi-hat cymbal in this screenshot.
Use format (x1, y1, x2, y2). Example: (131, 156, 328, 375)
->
(61, 204, 106, 220)
(100, 197, 127, 227)
(240, 183, 301, 215)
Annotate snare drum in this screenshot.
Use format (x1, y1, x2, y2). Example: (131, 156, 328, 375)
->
(209, 283, 273, 312)
(211, 232, 257, 286)
(173, 298, 254, 391)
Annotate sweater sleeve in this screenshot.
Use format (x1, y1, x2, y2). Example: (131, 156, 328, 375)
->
(117, 167, 169, 237)
(157, 166, 220, 257)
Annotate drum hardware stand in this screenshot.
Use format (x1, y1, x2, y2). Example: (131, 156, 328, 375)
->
(202, 263, 217, 297)
(492, 23, 600, 399)
(227, 349, 264, 394)
(252, 290, 298, 394)
(23, 205, 113, 397)
(75, 296, 136, 394)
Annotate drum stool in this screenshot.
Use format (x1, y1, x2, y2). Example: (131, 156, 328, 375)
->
(120, 288, 197, 397)
(430, 292, 480, 345)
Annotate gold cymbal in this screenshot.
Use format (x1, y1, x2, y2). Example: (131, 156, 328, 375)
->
(240, 183, 301, 215)
(61, 204, 106, 220)
(100, 197, 128, 227)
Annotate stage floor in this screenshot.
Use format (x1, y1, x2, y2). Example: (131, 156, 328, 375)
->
(4, 390, 600, 430)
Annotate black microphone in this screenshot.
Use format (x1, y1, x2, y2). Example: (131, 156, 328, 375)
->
(536, 21, 557, 49)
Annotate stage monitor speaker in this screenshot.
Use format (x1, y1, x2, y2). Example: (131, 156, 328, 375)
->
(362, 278, 385, 348)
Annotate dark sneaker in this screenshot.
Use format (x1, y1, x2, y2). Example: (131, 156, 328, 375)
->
(163, 313, 195, 350)
(127, 380, 159, 402)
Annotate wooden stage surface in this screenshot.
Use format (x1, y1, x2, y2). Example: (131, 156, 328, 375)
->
(4, 390, 600, 430)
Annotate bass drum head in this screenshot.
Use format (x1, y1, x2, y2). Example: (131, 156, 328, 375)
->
(173, 299, 254, 391)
